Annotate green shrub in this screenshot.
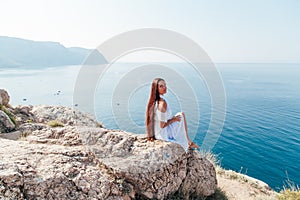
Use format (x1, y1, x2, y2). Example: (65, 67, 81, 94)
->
(0, 105, 16, 125)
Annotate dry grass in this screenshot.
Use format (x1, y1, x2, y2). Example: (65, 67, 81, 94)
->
(47, 120, 64, 127)
(198, 150, 221, 167)
(18, 131, 32, 141)
(97, 122, 104, 128)
(277, 179, 300, 200)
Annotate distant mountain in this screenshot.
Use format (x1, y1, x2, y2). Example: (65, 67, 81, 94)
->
(0, 36, 107, 67)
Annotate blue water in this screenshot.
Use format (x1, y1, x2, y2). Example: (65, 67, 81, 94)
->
(213, 64, 300, 191)
(0, 63, 299, 191)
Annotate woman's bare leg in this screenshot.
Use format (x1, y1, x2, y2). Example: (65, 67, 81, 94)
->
(181, 112, 199, 148)
(181, 112, 189, 141)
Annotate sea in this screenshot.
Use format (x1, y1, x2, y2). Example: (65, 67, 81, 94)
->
(0, 63, 299, 191)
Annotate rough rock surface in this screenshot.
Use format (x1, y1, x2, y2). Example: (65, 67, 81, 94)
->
(0, 139, 118, 200)
(0, 89, 10, 106)
(0, 110, 15, 133)
(1, 126, 217, 199)
(30, 126, 217, 198)
(13, 105, 37, 125)
(31, 105, 100, 127)
(0, 103, 101, 135)
(0, 91, 217, 199)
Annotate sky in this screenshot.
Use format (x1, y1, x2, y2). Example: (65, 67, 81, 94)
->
(0, 0, 300, 63)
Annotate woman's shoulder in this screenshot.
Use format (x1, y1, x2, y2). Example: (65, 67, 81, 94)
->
(157, 98, 167, 113)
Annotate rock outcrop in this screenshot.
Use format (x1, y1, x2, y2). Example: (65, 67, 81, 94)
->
(0, 89, 15, 133)
(0, 89, 10, 107)
(31, 105, 100, 127)
(1, 126, 217, 199)
(0, 90, 101, 136)
(0, 89, 218, 199)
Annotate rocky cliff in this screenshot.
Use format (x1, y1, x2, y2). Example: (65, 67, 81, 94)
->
(0, 89, 217, 199)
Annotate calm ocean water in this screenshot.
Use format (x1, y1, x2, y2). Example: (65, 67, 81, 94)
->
(0, 63, 299, 190)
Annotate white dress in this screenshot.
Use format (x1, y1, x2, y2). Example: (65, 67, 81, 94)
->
(154, 99, 189, 151)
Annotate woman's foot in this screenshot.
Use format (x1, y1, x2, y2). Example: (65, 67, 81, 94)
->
(188, 141, 199, 149)
(147, 136, 155, 142)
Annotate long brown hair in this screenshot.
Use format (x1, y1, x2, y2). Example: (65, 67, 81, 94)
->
(145, 78, 164, 140)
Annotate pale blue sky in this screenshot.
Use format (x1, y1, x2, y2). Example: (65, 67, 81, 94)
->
(0, 0, 299, 62)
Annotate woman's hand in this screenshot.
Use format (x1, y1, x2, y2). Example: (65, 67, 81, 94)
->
(160, 115, 181, 128)
(172, 115, 181, 122)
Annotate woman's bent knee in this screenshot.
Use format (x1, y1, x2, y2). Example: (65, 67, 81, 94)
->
(175, 112, 183, 116)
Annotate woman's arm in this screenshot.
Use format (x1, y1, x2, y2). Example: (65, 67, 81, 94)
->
(160, 116, 181, 128)
(158, 100, 181, 128)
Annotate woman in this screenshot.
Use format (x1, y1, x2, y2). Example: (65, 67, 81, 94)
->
(145, 78, 199, 151)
